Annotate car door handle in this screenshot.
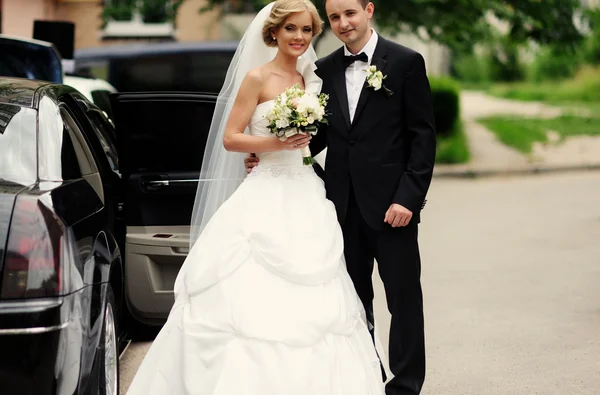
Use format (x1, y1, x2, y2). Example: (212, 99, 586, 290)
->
(144, 180, 170, 191)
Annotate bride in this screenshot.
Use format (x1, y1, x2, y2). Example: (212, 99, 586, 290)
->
(126, 1, 384, 394)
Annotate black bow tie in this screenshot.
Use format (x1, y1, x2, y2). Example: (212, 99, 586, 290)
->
(343, 52, 369, 68)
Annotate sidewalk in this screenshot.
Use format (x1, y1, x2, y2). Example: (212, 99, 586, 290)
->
(434, 91, 600, 178)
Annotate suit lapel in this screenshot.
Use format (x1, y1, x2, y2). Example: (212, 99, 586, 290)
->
(331, 49, 352, 130)
(351, 38, 388, 128)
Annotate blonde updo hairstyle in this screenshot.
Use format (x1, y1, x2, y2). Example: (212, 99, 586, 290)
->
(262, 0, 324, 47)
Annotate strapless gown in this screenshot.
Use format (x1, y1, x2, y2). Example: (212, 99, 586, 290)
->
(126, 100, 385, 395)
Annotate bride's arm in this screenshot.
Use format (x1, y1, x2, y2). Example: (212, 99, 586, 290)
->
(223, 71, 308, 153)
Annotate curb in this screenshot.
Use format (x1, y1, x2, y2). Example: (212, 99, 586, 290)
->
(433, 163, 600, 179)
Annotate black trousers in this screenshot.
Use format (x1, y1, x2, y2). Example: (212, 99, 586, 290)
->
(341, 187, 426, 395)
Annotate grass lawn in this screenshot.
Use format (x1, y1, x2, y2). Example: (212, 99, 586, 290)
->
(557, 101, 600, 116)
(475, 66, 600, 153)
(485, 66, 600, 113)
(478, 114, 600, 154)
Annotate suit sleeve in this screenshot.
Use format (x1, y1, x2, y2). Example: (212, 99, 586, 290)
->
(310, 60, 329, 157)
(309, 120, 327, 156)
(393, 53, 437, 213)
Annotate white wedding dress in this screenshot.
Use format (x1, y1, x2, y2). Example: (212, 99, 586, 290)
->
(126, 100, 385, 395)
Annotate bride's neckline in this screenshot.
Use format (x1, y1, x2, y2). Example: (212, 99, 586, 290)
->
(255, 82, 308, 108)
(256, 99, 275, 108)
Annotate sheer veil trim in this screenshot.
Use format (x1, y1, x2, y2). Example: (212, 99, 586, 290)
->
(189, 1, 321, 248)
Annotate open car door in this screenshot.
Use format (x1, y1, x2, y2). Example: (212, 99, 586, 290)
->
(110, 92, 216, 325)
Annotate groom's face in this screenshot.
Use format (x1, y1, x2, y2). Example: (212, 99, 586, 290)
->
(325, 0, 374, 52)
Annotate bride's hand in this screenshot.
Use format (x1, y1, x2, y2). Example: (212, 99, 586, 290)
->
(244, 154, 259, 174)
(279, 134, 311, 151)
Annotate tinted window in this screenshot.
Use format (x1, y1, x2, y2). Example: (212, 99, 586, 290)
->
(109, 52, 234, 93)
(86, 110, 119, 172)
(117, 96, 215, 173)
(90, 90, 113, 119)
(0, 38, 63, 83)
(0, 104, 37, 185)
(38, 97, 84, 181)
(58, 110, 84, 180)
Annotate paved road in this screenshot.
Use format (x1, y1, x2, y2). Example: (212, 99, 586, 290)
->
(121, 171, 600, 394)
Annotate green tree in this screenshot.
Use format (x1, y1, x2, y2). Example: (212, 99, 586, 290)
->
(201, 0, 587, 51)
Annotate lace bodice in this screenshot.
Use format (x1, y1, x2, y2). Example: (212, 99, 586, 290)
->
(249, 100, 305, 168)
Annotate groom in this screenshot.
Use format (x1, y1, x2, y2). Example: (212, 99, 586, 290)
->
(246, 0, 436, 393)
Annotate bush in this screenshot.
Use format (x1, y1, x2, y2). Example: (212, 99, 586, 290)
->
(436, 120, 470, 164)
(430, 76, 460, 138)
(581, 9, 600, 64)
(528, 46, 581, 82)
(489, 66, 600, 103)
(450, 52, 490, 84)
(101, 0, 135, 24)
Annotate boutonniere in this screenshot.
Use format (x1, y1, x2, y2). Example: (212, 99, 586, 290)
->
(365, 65, 393, 97)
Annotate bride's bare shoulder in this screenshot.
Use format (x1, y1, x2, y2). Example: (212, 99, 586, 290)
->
(245, 65, 268, 85)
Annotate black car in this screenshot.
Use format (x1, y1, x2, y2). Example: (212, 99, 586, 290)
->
(74, 41, 238, 93)
(0, 78, 124, 395)
(3, 35, 232, 330)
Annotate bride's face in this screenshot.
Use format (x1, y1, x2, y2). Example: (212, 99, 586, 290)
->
(273, 10, 314, 58)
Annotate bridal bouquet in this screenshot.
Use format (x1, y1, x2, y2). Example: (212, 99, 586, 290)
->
(265, 84, 329, 165)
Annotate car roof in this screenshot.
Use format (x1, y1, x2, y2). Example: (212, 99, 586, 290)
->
(0, 77, 77, 108)
(64, 75, 117, 94)
(0, 34, 58, 50)
(75, 40, 239, 60)
(0, 78, 49, 108)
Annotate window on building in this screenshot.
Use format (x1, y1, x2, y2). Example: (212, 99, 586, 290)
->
(101, 0, 183, 39)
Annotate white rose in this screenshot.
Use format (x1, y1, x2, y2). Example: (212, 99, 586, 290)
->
(276, 119, 289, 129)
(297, 94, 320, 114)
(307, 116, 315, 124)
(313, 106, 325, 120)
(371, 77, 382, 91)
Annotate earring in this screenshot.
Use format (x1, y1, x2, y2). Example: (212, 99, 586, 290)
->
(272, 37, 277, 40)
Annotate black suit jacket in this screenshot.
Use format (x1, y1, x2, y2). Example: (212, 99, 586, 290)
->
(311, 36, 436, 230)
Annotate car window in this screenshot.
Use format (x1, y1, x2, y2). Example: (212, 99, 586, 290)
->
(90, 90, 113, 119)
(86, 109, 119, 173)
(0, 38, 63, 83)
(0, 104, 37, 185)
(58, 109, 86, 180)
(109, 51, 234, 92)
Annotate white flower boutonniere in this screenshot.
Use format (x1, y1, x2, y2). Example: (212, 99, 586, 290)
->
(366, 65, 393, 97)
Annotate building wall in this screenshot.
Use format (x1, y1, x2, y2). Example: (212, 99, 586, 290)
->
(1, 0, 220, 48)
(2, 0, 58, 38)
(55, 1, 104, 49)
(175, 0, 220, 42)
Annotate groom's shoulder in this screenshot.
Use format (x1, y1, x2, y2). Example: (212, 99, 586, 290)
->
(385, 39, 422, 58)
(315, 47, 344, 69)
(383, 37, 422, 61)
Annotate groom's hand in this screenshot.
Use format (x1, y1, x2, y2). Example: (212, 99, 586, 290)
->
(384, 204, 413, 227)
(244, 153, 259, 174)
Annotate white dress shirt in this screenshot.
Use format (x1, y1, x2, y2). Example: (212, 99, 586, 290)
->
(344, 29, 379, 122)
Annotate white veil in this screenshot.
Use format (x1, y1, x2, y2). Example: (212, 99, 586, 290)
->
(189, 1, 319, 248)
